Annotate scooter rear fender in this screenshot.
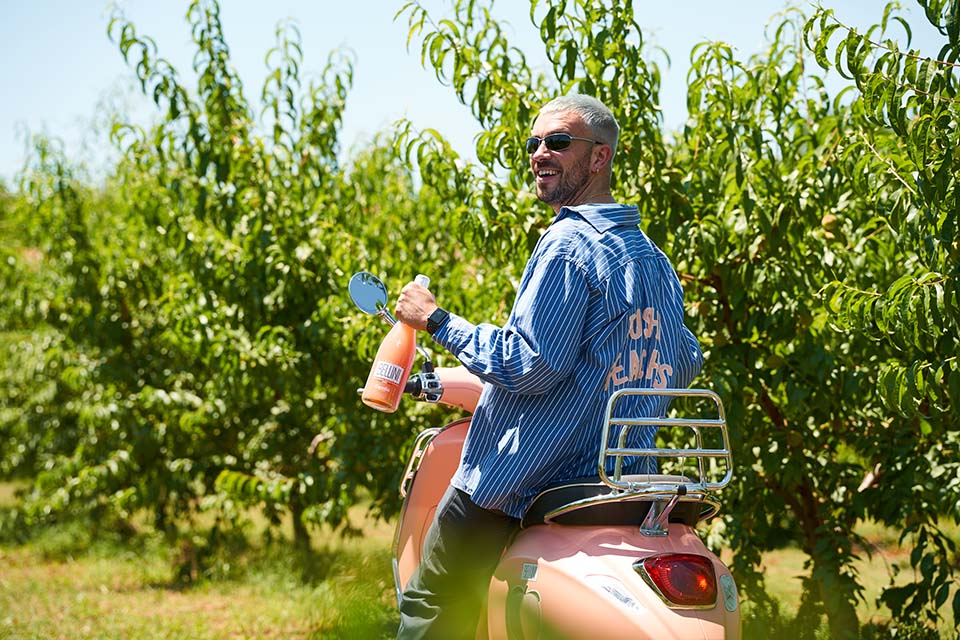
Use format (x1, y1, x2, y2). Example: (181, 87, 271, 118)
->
(487, 523, 740, 640)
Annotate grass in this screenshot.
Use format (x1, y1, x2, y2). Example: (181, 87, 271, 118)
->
(0, 487, 399, 640)
(0, 482, 956, 639)
(737, 518, 958, 638)
(0, 541, 397, 640)
(754, 540, 908, 630)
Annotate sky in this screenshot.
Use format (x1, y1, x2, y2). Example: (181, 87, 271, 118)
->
(0, 1, 947, 184)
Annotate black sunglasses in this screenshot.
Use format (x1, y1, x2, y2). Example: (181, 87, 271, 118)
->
(524, 133, 601, 155)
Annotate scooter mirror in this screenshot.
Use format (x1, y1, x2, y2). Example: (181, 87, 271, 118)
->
(349, 271, 388, 315)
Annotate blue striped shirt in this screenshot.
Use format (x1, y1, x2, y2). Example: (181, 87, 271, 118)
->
(431, 203, 703, 518)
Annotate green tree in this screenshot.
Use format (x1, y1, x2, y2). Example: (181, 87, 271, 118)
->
(804, 0, 960, 631)
(0, 0, 487, 550)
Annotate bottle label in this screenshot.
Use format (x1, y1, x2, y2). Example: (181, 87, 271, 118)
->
(372, 360, 404, 385)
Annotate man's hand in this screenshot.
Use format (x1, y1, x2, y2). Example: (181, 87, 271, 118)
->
(395, 281, 438, 331)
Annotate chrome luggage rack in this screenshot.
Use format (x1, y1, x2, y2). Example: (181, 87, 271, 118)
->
(543, 388, 733, 535)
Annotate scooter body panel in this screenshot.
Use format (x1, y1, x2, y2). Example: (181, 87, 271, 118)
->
(393, 417, 471, 597)
(392, 419, 740, 639)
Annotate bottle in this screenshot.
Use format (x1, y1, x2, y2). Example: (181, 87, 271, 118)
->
(361, 274, 430, 413)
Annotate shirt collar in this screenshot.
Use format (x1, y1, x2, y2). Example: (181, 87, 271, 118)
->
(555, 203, 641, 233)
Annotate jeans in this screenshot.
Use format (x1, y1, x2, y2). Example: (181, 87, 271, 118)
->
(397, 485, 521, 639)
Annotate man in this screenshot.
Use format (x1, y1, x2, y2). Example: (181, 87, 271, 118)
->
(393, 94, 703, 638)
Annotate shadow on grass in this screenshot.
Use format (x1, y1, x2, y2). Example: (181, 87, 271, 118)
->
(742, 597, 944, 640)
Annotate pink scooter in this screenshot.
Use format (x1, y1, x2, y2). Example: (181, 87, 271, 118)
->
(349, 272, 741, 639)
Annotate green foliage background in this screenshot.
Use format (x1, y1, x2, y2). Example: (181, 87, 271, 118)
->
(1, 0, 957, 637)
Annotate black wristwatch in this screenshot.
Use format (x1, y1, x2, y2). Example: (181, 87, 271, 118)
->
(426, 307, 450, 335)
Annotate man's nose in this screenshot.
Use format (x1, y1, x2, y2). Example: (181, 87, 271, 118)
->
(530, 139, 551, 160)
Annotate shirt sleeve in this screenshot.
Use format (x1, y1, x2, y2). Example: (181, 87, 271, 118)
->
(431, 256, 589, 395)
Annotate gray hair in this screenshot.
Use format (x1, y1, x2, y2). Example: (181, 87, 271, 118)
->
(538, 94, 619, 157)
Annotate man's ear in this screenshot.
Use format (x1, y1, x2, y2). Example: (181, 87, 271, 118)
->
(592, 143, 613, 173)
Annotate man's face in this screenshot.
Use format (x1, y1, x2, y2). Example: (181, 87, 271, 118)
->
(528, 110, 595, 209)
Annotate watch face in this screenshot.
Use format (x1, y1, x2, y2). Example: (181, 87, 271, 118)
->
(428, 308, 449, 333)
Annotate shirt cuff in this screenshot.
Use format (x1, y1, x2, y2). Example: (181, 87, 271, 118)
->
(430, 312, 474, 355)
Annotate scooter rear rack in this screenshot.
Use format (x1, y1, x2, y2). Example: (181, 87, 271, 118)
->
(535, 388, 732, 535)
(601, 388, 732, 490)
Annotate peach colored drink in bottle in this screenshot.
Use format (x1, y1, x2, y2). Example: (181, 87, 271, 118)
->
(361, 275, 429, 413)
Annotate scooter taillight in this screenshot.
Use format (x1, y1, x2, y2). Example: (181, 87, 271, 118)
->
(635, 553, 718, 608)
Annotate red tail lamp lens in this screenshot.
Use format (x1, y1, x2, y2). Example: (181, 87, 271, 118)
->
(639, 554, 717, 607)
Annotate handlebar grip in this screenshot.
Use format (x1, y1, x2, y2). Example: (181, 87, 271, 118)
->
(404, 375, 422, 396)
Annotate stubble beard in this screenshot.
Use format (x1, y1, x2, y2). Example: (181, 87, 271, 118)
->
(536, 154, 591, 208)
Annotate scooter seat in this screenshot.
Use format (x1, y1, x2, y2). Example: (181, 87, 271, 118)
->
(521, 474, 704, 529)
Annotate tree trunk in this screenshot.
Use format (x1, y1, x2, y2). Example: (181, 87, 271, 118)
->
(783, 478, 861, 639)
(813, 560, 860, 640)
(290, 498, 310, 551)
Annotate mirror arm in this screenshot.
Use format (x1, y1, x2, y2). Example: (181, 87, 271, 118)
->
(416, 345, 432, 364)
(377, 307, 397, 326)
